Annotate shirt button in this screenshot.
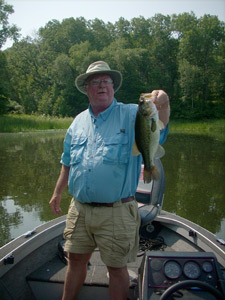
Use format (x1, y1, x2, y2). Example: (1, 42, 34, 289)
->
(88, 169, 91, 172)
(87, 187, 90, 190)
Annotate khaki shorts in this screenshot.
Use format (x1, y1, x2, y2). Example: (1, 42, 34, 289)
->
(63, 198, 141, 268)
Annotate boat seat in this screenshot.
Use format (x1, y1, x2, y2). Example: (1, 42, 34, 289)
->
(135, 159, 165, 227)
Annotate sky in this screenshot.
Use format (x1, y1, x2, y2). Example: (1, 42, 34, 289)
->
(3, 0, 225, 49)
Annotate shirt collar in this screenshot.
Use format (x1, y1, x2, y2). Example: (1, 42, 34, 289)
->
(89, 98, 117, 122)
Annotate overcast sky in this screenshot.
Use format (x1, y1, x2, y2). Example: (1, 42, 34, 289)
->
(4, 0, 225, 49)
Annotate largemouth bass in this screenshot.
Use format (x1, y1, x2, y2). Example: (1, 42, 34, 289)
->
(132, 93, 165, 183)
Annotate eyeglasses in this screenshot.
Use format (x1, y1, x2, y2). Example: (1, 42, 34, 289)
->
(87, 78, 114, 86)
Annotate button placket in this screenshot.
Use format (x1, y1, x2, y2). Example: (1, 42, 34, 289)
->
(87, 119, 100, 195)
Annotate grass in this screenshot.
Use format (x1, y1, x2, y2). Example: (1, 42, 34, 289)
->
(169, 119, 225, 142)
(0, 114, 73, 133)
(0, 114, 224, 142)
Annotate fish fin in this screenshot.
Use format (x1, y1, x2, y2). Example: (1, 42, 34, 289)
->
(132, 140, 141, 156)
(155, 145, 165, 159)
(151, 119, 157, 132)
(158, 120, 165, 130)
(144, 166, 160, 183)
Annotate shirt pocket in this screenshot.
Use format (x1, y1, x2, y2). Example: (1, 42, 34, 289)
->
(70, 134, 87, 165)
(103, 133, 129, 164)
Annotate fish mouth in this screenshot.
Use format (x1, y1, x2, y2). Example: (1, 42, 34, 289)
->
(138, 97, 157, 117)
(139, 93, 157, 101)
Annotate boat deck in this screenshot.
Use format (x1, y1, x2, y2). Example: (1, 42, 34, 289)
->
(27, 248, 143, 300)
(25, 224, 201, 300)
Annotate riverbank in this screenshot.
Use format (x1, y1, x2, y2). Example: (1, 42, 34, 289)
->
(0, 114, 224, 141)
(169, 119, 225, 142)
(0, 114, 73, 133)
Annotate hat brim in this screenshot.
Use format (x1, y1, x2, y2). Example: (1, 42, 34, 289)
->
(75, 70, 123, 94)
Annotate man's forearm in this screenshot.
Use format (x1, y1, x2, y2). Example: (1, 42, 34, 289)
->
(53, 165, 70, 196)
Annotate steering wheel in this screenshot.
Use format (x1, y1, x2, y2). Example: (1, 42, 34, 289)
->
(159, 280, 224, 300)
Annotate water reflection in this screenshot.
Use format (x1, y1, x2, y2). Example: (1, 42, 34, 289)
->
(0, 131, 71, 246)
(0, 131, 224, 247)
(162, 133, 225, 236)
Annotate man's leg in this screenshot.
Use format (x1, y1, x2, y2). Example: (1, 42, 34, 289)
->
(62, 252, 92, 300)
(107, 265, 130, 300)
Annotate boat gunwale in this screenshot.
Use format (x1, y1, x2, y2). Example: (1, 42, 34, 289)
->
(156, 210, 225, 267)
(0, 210, 224, 278)
(0, 216, 66, 277)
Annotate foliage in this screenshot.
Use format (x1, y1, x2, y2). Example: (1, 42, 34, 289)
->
(0, 50, 10, 113)
(0, 0, 20, 48)
(1, 2, 225, 120)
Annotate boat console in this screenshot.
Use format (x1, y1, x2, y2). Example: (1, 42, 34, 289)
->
(138, 251, 225, 300)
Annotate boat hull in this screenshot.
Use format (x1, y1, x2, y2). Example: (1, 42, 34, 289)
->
(0, 211, 224, 300)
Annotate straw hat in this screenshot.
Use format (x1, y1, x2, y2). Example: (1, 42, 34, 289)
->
(75, 61, 123, 94)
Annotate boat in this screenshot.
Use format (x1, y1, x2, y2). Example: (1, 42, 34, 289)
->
(0, 159, 225, 300)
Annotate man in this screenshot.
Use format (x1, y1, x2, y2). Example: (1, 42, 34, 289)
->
(49, 61, 170, 300)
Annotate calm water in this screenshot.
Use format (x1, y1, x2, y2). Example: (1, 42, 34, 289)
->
(0, 130, 224, 247)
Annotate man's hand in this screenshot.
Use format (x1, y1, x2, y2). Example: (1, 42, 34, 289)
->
(49, 165, 70, 216)
(152, 90, 170, 127)
(49, 194, 63, 216)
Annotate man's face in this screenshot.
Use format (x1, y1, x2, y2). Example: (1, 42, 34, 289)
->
(85, 74, 114, 116)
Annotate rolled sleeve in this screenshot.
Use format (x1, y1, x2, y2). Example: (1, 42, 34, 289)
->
(60, 129, 72, 167)
(159, 124, 169, 145)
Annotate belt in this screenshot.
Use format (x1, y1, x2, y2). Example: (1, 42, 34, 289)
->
(88, 196, 135, 207)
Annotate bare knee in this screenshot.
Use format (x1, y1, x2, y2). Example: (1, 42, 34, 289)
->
(107, 266, 129, 300)
(107, 266, 128, 277)
(67, 253, 92, 266)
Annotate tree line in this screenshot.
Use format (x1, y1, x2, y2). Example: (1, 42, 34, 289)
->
(0, 0, 225, 119)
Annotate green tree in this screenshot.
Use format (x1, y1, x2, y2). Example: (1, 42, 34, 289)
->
(38, 17, 89, 55)
(0, 0, 20, 48)
(131, 16, 153, 47)
(88, 18, 113, 51)
(7, 39, 49, 113)
(171, 12, 198, 40)
(51, 54, 77, 116)
(0, 50, 10, 113)
(0, 0, 20, 114)
(114, 17, 132, 41)
(211, 40, 225, 100)
(101, 37, 149, 101)
(178, 59, 204, 106)
(146, 14, 179, 99)
(178, 15, 225, 103)
(3, 14, 225, 119)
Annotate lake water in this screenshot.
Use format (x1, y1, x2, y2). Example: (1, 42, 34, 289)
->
(0, 130, 224, 247)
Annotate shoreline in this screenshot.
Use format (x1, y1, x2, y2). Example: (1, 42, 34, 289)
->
(0, 115, 224, 141)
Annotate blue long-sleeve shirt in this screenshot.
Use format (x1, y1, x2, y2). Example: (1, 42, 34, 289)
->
(61, 98, 168, 203)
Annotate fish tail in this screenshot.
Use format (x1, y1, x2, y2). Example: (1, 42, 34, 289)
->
(144, 166, 160, 183)
(144, 169, 152, 183)
(151, 166, 160, 181)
